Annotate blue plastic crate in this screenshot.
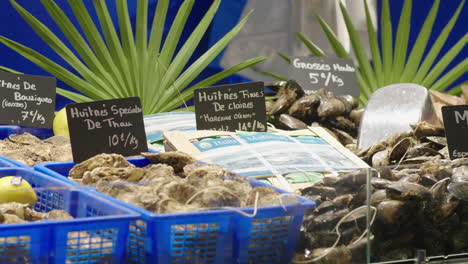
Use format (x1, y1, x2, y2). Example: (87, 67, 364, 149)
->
(0, 156, 16, 168)
(0, 168, 139, 264)
(35, 157, 315, 264)
(0, 125, 54, 139)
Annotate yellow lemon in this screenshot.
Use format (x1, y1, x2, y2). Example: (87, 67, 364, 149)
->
(0, 176, 38, 205)
(53, 108, 70, 138)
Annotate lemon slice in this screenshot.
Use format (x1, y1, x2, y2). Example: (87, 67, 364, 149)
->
(0, 176, 38, 206)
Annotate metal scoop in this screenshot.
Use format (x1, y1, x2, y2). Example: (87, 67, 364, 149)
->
(357, 83, 437, 150)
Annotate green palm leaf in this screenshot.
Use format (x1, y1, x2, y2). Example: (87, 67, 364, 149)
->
(93, 0, 134, 96)
(363, 0, 383, 86)
(315, 14, 349, 58)
(40, 0, 126, 98)
(154, 11, 255, 112)
(380, 0, 393, 85)
(276, 51, 292, 64)
(67, 0, 128, 97)
(8, 0, 113, 99)
(431, 58, 468, 92)
(0, 0, 264, 115)
(391, 0, 412, 82)
(56, 88, 92, 103)
(159, 0, 194, 68)
(286, 0, 466, 104)
(295, 32, 325, 57)
(0, 65, 87, 103)
(400, 0, 439, 82)
(0, 66, 21, 73)
(0, 36, 106, 100)
(422, 34, 468, 88)
(116, 0, 140, 97)
(339, 2, 377, 90)
(162, 55, 269, 112)
(254, 68, 289, 82)
(413, 0, 466, 83)
(158, 0, 221, 97)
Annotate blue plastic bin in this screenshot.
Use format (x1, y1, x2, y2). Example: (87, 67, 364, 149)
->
(35, 157, 315, 264)
(0, 156, 16, 167)
(0, 125, 54, 139)
(0, 168, 139, 264)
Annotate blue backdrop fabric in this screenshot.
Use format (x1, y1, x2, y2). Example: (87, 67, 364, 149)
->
(0, 0, 465, 110)
(378, 0, 467, 90)
(0, 0, 250, 111)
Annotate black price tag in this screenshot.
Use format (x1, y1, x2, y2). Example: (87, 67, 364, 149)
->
(442, 105, 468, 160)
(0, 71, 56, 128)
(66, 97, 148, 163)
(194, 82, 267, 132)
(290, 56, 360, 97)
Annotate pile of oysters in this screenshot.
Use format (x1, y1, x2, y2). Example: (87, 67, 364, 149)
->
(69, 152, 286, 213)
(266, 80, 362, 147)
(357, 121, 447, 167)
(0, 133, 72, 166)
(0, 202, 72, 224)
(297, 157, 468, 263)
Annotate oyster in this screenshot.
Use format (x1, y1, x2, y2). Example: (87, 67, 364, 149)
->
(9, 133, 42, 145)
(0, 202, 72, 224)
(70, 153, 132, 179)
(269, 80, 305, 115)
(288, 95, 320, 120)
(141, 152, 196, 173)
(298, 158, 468, 263)
(184, 163, 226, 179)
(278, 113, 308, 130)
(318, 97, 346, 118)
(266, 80, 361, 146)
(69, 152, 288, 214)
(245, 186, 279, 207)
(357, 122, 449, 166)
(0, 133, 73, 166)
(82, 167, 145, 185)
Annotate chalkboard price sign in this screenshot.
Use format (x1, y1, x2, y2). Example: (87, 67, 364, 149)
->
(0, 71, 56, 128)
(66, 97, 148, 162)
(442, 105, 468, 160)
(290, 56, 360, 97)
(194, 82, 267, 132)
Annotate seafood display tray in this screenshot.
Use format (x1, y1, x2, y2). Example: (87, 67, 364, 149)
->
(35, 157, 316, 264)
(0, 168, 139, 264)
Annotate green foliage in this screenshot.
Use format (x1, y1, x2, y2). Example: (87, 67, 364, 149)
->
(0, 0, 267, 114)
(266, 0, 466, 104)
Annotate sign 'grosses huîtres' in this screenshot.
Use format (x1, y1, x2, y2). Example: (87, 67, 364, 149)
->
(194, 82, 267, 132)
(290, 56, 360, 97)
(442, 105, 468, 160)
(66, 97, 148, 163)
(0, 71, 56, 128)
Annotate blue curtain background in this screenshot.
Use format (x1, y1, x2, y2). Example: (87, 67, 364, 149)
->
(0, 0, 465, 110)
(377, 0, 467, 90)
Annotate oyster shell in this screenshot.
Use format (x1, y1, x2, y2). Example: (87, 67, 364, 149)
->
(141, 152, 196, 173)
(70, 153, 132, 179)
(0, 133, 73, 166)
(0, 202, 72, 224)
